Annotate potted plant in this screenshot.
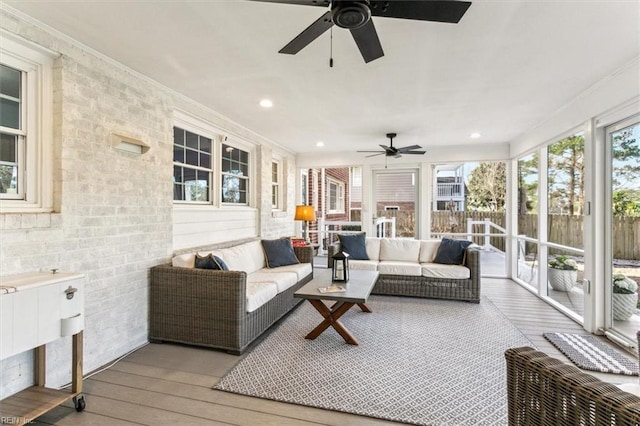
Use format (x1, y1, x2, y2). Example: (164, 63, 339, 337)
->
(612, 274, 638, 321)
(548, 255, 578, 292)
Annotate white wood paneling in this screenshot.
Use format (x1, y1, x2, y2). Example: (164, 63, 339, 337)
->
(173, 207, 259, 251)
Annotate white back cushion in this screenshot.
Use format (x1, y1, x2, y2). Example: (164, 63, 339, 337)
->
(419, 240, 442, 263)
(172, 253, 195, 268)
(365, 237, 381, 261)
(379, 238, 421, 262)
(218, 240, 266, 274)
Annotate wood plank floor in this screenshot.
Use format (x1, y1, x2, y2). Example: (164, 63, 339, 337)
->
(27, 277, 640, 425)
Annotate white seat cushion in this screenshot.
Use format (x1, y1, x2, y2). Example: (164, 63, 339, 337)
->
(245, 280, 278, 313)
(249, 270, 299, 293)
(263, 263, 312, 281)
(378, 261, 422, 276)
(348, 259, 379, 271)
(380, 239, 421, 262)
(217, 240, 266, 274)
(419, 240, 441, 263)
(421, 262, 471, 279)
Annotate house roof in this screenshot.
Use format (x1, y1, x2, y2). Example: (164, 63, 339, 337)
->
(5, 1, 639, 155)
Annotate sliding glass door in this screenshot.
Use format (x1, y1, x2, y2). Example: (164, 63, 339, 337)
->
(606, 116, 640, 340)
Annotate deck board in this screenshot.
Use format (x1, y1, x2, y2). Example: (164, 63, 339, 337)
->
(18, 277, 640, 425)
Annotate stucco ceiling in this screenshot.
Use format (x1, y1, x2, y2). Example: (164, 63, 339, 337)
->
(5, 0, 640, 155)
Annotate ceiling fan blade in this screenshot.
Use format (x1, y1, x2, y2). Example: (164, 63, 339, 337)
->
(405, 151, 427, 155)
(379, 144, 390, 150)
(357, 150, 385, 153)
(249, 0, 328, 7)
(397, 145, 422, 152)
(350, 20, 384, 63)
(279, 11, 334, 55)
(369, 1, 472, 24)
(366, 152, 386, 158)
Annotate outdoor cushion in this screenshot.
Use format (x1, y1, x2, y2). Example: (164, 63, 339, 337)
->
(419, 240, 441, 263)
(218, 240, 266, 274)
(380, 238, 420, 262)
(261, 238, 299, 268)
(347, 259, 379, 271)
(194, 253, 228, 270)
(378, 261, 422, 276)
(433, 238, 472, 265)
(338, 233, 369, 260)
(262, 263, 312, 281)
(364, 237, 381, 261)
(245, 280, 278, 313)
(172, 252, 195, 268)
(421, 263, 471, 279)
(249, 270, 298, 293)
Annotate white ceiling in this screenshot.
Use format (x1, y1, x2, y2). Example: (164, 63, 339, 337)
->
(6, 0, 640, 155)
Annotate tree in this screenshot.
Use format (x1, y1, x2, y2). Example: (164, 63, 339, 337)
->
(517, 153, 538, 214)
(548, 134, 584, 215)
(466, 162, 506, 211)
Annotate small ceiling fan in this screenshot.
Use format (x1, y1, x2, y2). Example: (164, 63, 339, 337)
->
(251, 0, 472, 63)
(358, 133, 426, 158)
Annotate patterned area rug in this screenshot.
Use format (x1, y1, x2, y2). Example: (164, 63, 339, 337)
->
(215, 296, 532, 426)
(543, 332, 638, 376)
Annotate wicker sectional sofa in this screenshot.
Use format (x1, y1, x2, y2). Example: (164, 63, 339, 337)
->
(328, 237, 481, 303)
(149, 238, 313, 354)
(505, 346, 640, 425)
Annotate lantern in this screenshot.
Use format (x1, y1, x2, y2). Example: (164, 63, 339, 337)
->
(331, 251, 350, 282)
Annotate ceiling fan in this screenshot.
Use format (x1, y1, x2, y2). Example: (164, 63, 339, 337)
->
(251, 0, 472, 63)
(358, 133, 426, 158)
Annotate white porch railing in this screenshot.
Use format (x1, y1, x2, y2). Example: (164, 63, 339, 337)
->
(466, 218, 506, 250)
(312, 217, 397, 255)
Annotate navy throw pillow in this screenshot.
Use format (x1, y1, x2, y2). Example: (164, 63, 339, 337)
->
(433, 238, 473, 265)
(194, 254, 229, 270)
(338, 233, 369, 260)
(262, 238, 299, 268)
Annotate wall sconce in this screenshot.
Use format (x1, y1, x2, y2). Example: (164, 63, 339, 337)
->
(294, 205, 316, 243)
(331, 251, 350, 282)
(110, 133, 150, 154)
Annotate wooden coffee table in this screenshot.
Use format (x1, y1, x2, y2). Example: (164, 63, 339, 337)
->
(294, 270, 379, 345)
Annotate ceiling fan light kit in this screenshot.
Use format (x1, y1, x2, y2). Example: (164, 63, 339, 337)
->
(253, 0, 471, 63)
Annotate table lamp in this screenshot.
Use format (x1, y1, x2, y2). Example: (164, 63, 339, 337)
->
(294, 205, 316, 243)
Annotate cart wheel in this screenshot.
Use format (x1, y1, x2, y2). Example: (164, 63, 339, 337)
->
(73, 395, 86, 412)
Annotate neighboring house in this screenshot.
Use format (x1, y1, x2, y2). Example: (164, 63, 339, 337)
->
(433, 164, 467, 212)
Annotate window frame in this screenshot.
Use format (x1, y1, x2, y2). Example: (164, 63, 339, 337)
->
(271, 159, 282, 210)
(0, 31, 56, 213)
(220, 140, 252, 206)
(327, 177, 345, 214)
(172, 126, 214, 204)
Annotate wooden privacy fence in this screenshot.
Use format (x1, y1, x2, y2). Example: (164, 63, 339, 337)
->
(431, 212, 640, 260)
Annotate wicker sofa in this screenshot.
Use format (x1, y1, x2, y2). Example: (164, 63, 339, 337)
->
(505, 346, 640, 425)
(149, 238, 313, 354)
(328, 237, 481, 303)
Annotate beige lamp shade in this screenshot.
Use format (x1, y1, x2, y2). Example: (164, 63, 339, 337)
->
(294, 205, 316, 222)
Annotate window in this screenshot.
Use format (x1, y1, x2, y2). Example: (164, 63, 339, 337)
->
(173, 127, 212, 203)
(0, 32, 55, 212)
(221, 144, 249, 204)
(271, 160, 280, 209)
(327, 178, 345, 213)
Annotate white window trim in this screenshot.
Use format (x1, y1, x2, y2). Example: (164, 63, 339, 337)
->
(220, 136, 254, 207)
(327, 177, 345, 214)
(271, 158, 282, 210)
(0, 31, 57, 213)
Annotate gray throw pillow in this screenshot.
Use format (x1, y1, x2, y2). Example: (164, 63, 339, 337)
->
(262, 238, 299, 268)
(338, 233, 369, 260)
(433, 238, 473, 265)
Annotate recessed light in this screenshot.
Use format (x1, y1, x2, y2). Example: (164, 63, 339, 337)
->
(470, 132, 481, 139)
(259, 99, 273, 108)
(316, 141, 325, 147)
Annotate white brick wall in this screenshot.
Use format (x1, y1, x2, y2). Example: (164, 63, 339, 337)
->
(0, 9, 296, 398)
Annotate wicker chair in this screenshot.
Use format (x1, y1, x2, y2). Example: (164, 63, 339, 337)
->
(505, 346, 640, 425)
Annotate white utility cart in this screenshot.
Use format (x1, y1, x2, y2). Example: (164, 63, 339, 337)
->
(0, 271, 85, 425)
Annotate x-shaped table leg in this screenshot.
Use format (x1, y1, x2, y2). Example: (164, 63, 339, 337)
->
(306, 299, 370, 345)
